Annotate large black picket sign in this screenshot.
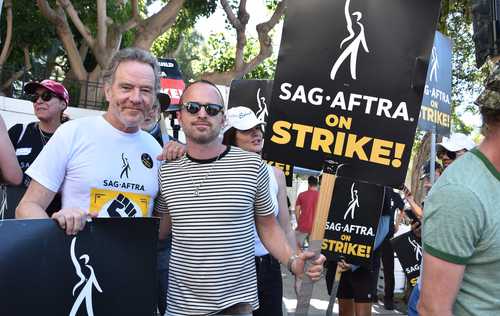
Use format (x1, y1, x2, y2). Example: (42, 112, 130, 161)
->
(0, 218, 158, 316)
(391, 230, 422, 287)
(263, 0, 441, 187)
(228, 80, 294, 186)
(228, 80, 274, 122)
(322, 177, 384, 266)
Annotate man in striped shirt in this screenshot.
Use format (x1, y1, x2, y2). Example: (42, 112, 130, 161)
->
(155, 80, 325, 316)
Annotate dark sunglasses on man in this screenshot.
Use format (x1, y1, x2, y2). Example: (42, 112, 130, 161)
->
(437, 147, 457, 160)
(30, 91, 60, 103)
(182, 101, 224, 116)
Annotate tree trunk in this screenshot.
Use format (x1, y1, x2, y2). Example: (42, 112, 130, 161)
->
(0, 0, 13, 66)
(410, 132, 431, 205)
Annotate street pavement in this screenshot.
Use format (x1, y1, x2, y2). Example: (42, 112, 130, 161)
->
(281, 268, 407, 316)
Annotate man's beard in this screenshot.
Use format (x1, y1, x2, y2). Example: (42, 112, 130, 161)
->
(184, 123, 220, 145)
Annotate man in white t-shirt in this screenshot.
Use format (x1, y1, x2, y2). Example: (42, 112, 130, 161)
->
(16, 48, 163, 235)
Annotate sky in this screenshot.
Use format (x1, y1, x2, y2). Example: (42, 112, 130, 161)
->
(149, 0, 283, 49)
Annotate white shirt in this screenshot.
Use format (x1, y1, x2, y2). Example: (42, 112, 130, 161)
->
(27, 116, 162, 217)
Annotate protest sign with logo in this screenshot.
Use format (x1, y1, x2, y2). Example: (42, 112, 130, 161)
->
(158, 58, 185, 106)
(391, 231, 422, 287)
(228, 79, 294, 186)
(322, 177, 384, 266)
(262, 0, 441, 187)
(0, 218, 158, 315)
(418, 31, 452, 136)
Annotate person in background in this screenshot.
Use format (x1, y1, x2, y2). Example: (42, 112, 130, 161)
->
(326, 187, 393, 316)
(371, 188, 405, 310)
(295, 176, 319, 248)
(436, 133, 475, 169)
(6, 80, 69, 218)
(222, 106, 298, 316)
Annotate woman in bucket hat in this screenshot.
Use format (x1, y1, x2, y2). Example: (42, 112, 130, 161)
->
(223, 106, 297, 316)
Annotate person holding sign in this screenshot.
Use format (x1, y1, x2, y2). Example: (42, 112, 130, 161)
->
(16, 48, 163, 234)
(419, 67, 500, 315)
(325, 186, 392, 316)
(222, 106, 297, 316)
(155, 80, 325, 316)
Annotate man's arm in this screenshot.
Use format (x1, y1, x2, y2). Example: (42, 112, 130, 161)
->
(16, 180, 89, 235)
(394, 207, 403, 233)
(16, 179, 55, 219)
(273, 167, 298, 250)
(256, 215, 324, 280)
(418, 252, 465, 316)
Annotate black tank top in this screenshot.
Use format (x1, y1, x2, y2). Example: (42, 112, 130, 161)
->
(6, 122, 62, 217)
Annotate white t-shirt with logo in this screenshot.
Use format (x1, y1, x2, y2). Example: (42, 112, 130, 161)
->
(26, 116, 162, 217)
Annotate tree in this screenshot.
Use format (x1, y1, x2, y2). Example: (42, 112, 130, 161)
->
(409, 0, 487, 202)
(195, 32, 276, 81)
(0, 0, 61, 95)
(199, 0, 286, 85)
(28, 0, 217, 106)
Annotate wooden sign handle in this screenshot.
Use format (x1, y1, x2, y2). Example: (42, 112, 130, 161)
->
(295, 161, 339, 316)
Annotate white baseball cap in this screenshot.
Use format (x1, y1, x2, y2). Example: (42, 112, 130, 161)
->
(226, 106, 265, 131)
(437, 133, 476, 152)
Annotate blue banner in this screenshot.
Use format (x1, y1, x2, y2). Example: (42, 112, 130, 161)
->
(418, 31, 452, 136)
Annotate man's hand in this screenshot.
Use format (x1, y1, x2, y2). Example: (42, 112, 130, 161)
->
(291, 251, 326, 281)
(157, 141, 186, 161)
(411, 220, 422, 238)
(51, 208, 95, 235)
(337, 259, 352, 272)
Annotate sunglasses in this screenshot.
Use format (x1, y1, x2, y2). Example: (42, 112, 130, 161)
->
(30, 91, 58, 103)
(182, 101, 224, 116)
(437, 148, 456, 160)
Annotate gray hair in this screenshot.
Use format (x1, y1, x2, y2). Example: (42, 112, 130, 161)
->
(102, 48, 161, 94)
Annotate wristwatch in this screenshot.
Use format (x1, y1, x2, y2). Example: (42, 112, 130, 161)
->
(287, 254, 300, 274)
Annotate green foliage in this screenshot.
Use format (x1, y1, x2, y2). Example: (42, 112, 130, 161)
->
(194, 32, 276, 79)
(0, 0, 56, 67)
(439, 1, 486, 134)
(152, 28, 204, 81)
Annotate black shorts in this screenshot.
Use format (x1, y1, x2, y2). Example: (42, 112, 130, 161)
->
(337, 267, 374, 303)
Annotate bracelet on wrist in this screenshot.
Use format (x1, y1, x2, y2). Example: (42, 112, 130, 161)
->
(287, 254, 299, 274)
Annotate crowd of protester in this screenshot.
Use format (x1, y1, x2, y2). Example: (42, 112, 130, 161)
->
(0, 47, 498, 316)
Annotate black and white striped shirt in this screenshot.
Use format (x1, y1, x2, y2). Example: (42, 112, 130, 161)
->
(155, 146, 274, 315)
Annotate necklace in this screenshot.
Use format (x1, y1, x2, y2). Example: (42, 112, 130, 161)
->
(37, 123, 51, 147)
(184, 152, 222, 197)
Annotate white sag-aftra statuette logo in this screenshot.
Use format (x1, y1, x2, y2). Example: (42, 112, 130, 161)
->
(408, 236, 422, 261)
(330, 0, 369, 80)
(343, 183, 360, 220)
(429, 46, 439, 82)
(256, 88, 268, 123)
(69, 237, 103, 316)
